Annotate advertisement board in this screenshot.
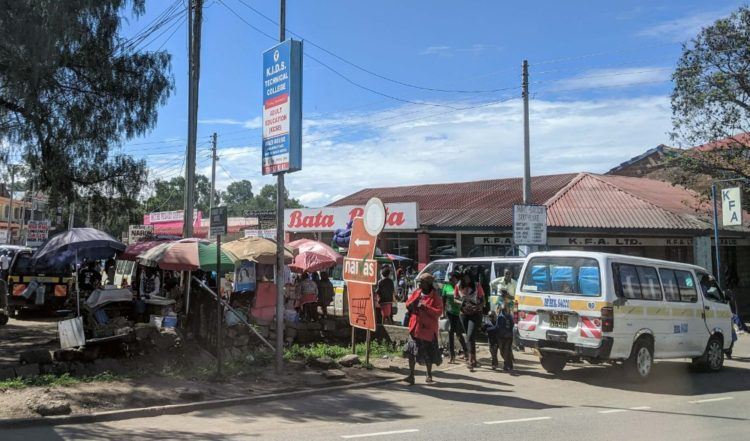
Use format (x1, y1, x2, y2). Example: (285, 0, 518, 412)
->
(722, 187, 743, 226)
(128, 224, 154, 245)
(26, 220, 51, 247)
(284, 202, 418, 232)
(244, 229, 277, 239)
(262, 39, 303, 175)
(513, 204, 547, 246)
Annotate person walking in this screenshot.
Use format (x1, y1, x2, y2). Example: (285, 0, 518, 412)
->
(403, 272, 443, 385)
(299, 272, 319, 322)
(375, 267, 396, 324)
(497, 291, 515, 372)
(441, 271, 467, 363)
(455, 270, 485, 371)
(484, 310, 501, 370)
(0, 251, 10, 281)
(317, 271, 335, 319)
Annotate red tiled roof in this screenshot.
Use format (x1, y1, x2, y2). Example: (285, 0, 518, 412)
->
(331, 172, 722, 231)
(693, 133, 750, 152)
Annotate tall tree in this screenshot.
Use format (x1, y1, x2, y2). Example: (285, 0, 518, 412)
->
(0, 0, 174, 232)
(669, 6, 750, 196)
(223, 179, 254, 216)
(144, 175, 217, 216)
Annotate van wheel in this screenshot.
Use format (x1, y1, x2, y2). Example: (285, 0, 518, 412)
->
(626, 338, 653, 382)
(692, 336, 724, 372)
(0, 314, 7, 326)
(540, 353, 567, 374)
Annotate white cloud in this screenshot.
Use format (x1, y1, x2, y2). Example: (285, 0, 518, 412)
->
(150, 95, 673, 208)
(637, 10, 729, 42)
(420, 44, 498, 57)
(198, 117, 262, 130)
(553, 67, 673, 91)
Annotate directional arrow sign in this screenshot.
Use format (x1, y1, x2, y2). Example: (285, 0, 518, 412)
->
(354, 238, 371, 247)
(343, 215, 379, 331)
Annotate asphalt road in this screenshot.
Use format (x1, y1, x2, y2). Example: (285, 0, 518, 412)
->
(5, 336, 750, 441)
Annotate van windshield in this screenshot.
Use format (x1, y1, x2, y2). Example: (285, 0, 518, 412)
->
(521, 256, 601, 297)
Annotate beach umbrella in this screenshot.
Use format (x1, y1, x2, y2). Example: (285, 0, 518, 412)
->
(136, 238, 237, 272)
(222, 237, 294, 265)
(288, 238, 343, 273)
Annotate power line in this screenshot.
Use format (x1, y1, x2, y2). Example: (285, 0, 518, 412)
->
(234, 0, 519, 94)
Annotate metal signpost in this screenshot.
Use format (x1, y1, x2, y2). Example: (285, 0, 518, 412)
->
(210, 206, 227, 376)
(513, 204, 548, 248)
(343, 198, 386, 364)
(263, 0, 303, 374)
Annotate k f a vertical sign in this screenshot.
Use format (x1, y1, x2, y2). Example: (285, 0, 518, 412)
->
(722, 187, 743, 226)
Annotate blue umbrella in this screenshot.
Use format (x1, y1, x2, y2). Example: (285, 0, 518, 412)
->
(32, 227, 125, 265)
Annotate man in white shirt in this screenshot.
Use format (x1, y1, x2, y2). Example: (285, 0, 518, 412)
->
(0, 252, 10, 281)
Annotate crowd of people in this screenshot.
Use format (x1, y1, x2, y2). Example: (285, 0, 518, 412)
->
(403, 268, 518, 385)
(287, 271, 335, 322)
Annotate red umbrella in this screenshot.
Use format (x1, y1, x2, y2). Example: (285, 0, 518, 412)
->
(288, 238, 343, 273)
(120, 238, 176, 261)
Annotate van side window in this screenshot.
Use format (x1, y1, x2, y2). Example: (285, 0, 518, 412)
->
(614, 264, 642, 299)
(422, 262, 449, 283)
(659, 269, 681, 302)
(674, 270, 698, 303)
(636, 266, 663, 300)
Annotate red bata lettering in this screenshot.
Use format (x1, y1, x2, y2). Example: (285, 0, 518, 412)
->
(348, 207, 405, 226)
(287, 210, 335, 229)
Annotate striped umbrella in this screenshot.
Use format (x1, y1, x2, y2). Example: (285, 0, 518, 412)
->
(136, 238, 237, 272)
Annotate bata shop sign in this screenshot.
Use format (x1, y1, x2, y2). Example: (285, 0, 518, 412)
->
(285, 202, 418, 232)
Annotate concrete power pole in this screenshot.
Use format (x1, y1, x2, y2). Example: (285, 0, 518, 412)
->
(183, 0, 203, 238)
(209, 132, 218, 218)
(275, 0, 287, 374)
(522, 60, 531, 204)
(7, 166, 15, 242)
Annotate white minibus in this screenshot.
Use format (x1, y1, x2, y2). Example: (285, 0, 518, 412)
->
(516, 251, 732, 381)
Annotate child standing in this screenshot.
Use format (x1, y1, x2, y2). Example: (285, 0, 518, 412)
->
(483, 310, 501, 370)
(497, 290, 515, 372)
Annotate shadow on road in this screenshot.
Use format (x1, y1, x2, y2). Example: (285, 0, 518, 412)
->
(583, 405, 749, 422)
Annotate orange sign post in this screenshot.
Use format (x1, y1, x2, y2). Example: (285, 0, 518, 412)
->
(343, 198, 387, 362)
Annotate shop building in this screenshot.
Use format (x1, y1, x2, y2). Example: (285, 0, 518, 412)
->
(287, 172, 750, 312)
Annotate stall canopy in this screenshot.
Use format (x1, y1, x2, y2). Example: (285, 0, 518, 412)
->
(32, 227, 126, 265)
(136, 238, 237, 272)
(287, 238, 343, 273)
(120, 237, 177, 261)
(222, 237, 294, 265)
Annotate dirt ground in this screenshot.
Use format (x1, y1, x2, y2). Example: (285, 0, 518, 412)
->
(0, 313, 412, 420)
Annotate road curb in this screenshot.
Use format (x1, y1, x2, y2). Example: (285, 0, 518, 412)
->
(0, 375, 406, 429)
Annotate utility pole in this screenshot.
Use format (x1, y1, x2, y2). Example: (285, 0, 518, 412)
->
(7, 166, 15, 243)
(183, 0, 203, 238)
(274, 0, 287, 375)
(68, 202, 75, 230)
(522, 60, 531, 204)
(209, 132, 218, 219)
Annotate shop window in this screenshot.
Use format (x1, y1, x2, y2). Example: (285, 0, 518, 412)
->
(429, 234, 457, 260)
(384, 233, 417, 262)
(659, 269, 681, 302)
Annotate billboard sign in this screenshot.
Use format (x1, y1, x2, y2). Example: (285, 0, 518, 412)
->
(210, 206, 228, 237)
(128, 224, 154, 245)
(513, 204, 547, 246)
(285, 202, 418, 232)
(722, 187, 743, 226)
(244, 228, 277, 239)
(26, 220, 51, 247)
(262, 39, 303, 175)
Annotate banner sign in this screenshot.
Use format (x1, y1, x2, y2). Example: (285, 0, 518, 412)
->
(128, 225, 154, 245)
(26, 220, 51, 247)
(513, 204, 547, 246)
(285, 202, 418, 232)
(244, 229, 277, 239)
(722, 187, 743, 226)
(145, 210, 199, 224)
(262, 39, 303, 175)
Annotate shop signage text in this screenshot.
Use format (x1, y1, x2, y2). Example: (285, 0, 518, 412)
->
(128, 225, 154, 245)
(26, 220, 51, 247)
(513, 205, 547, 246)
(474, 237, 513, 246)
(262, 39, 302, 175)
(722, 187, 743, 227)
(285, 202, 418, 232)
(145, 210, 199, 224)
(244, 229, 277, 239)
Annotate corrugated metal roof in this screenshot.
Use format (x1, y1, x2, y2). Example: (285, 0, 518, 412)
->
(330, 174, 578, 228)
(546, 174, 708, 230)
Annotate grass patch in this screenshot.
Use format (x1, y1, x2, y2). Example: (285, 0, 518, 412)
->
(285, 341, 401, 362)
(0, 371, 120, 390)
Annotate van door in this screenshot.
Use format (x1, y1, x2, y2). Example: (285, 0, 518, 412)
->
(696, 271, 732, 349)
(671, 269, 710, 355)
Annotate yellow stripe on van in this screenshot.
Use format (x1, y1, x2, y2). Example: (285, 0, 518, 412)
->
(716, 311, 732, 319)
(646, 306, 669, 317)
(517, 296, 543, 307)
(22, 276, 58, 283)
(671, 308, 694, 318)
(615, 305, 644, 315)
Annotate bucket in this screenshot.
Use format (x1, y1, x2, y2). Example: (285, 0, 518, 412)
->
(162, 315, 178, 328)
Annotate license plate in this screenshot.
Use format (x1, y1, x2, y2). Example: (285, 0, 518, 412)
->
(549, 312, 568, 329)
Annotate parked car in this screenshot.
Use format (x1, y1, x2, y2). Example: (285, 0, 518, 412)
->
(5, 249, 74, 315)
(516, 251, 733, 381)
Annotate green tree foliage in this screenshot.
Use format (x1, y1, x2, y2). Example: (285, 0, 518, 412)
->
(0, 0, 173, 233)
(669, 6, 750, 195)
(223, 180, 255, 216)
(144, 175, 218, 216)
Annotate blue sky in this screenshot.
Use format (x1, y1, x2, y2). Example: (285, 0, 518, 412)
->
(120, 0, 743, 207)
